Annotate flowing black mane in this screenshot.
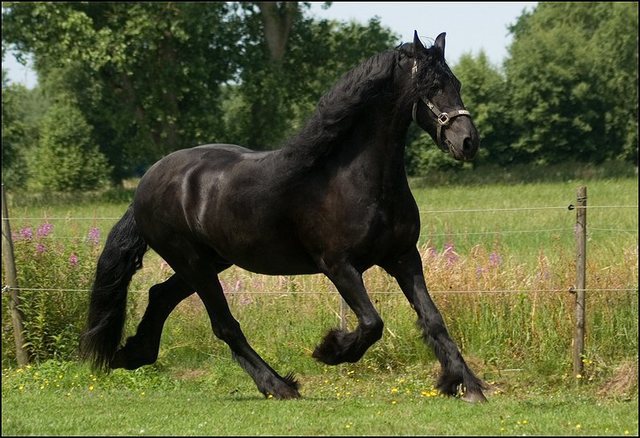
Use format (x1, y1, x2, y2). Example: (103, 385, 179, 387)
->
(282, 49, 399, 162)
(282, 41, 451, 164)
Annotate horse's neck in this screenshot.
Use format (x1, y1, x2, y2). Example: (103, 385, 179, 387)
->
(347, 103, 413, 188)
(278, 86, 413, 189)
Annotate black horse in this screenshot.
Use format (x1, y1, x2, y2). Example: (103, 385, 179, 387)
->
(81, 31, 487, 402)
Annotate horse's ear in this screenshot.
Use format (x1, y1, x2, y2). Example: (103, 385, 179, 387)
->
(434, 32, 446, 55)
(413, 30, 425, 54)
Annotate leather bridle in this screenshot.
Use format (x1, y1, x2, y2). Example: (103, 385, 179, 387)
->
(410, 60, 472, 151)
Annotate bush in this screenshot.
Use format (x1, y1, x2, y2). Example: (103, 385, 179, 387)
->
(27, 98, 111, 192)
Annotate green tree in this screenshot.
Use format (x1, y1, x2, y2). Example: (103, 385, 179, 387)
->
(28, 96, 111, 191)
(505, 2, 638, 165)
(1, 70, 28, 186)
(229, 3, 399, 149)
(3, 2, 241, 178)
(453, 51, 515, 166)
(1, 68, 50, 188)
(3, 2, 399, 179)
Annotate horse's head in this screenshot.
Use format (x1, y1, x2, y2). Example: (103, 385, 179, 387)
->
(409, 31, 479, 161)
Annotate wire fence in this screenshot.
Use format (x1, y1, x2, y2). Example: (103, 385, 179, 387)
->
(2, 202, 638, 297)
(3, 203, 638, 221)
(3, 187, 638, 371)
(2, 286, 638, 296)
(5, 208, 638, 237)
(6, 227, 638, 240)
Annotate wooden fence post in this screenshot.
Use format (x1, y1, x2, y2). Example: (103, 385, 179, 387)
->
(573, 186, 587, 377)
(1, 184, 29, 366)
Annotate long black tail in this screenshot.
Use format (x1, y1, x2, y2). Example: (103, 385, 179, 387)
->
(80, 206, 148, 371)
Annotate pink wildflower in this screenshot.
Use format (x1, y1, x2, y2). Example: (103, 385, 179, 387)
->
(37, 223, 53, 238)
(20, 227, 33, 240)
(87, 227, 100, 245)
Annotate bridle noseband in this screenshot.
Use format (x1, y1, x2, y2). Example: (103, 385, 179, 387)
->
(411, 60, 471, 151)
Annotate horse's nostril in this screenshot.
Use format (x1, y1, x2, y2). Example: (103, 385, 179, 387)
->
(463, 137, 473, 152)
(461, 136, 478, 160)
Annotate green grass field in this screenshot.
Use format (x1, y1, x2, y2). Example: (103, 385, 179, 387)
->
(2, 360, 638, 436)
(2, 174, 638, 435)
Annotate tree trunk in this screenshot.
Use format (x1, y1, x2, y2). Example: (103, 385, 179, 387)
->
(257, 2, 299, 64)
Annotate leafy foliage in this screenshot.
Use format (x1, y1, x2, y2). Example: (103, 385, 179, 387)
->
(452, 51, 515, 166)
(227, 7, 400, 149)
(1, 73, 48, 187)
(1, 2, 638, 188)
(504, 2, 638, 165)
(27, 97, 111, 191)
(3, 2, 242, 179)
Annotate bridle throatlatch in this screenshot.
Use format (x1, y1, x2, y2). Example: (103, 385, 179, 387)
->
(411, 60, 471, 151)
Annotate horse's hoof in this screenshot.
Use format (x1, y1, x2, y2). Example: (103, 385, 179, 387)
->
(109, 349, 127, 369)
(264, 385, 301, 400)
(461, 390, 488, 403)
(261, 373, 301, 400)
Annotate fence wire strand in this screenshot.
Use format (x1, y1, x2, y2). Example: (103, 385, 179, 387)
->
(2, 203, 637, 222)
(2, 285, 637, 296)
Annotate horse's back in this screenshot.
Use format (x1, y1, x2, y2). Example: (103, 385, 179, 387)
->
(194, 143, 273, 159)
(137, 143, 275, 191)
(131, 144, 319, 274)
(132, 144, 251, 239)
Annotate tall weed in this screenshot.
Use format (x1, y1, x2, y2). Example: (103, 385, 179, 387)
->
(2, 222, 101, 363)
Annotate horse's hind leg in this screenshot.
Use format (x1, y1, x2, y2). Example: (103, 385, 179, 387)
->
(312, 261, 383, 365)
(382, 248, 487, 402)
(111, 274, 193, 370)
(196, 274, 300, 399)
(165, 243, 300, 399)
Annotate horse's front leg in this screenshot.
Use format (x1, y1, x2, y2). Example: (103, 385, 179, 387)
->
(313, 260, 384, 364)
(382, 248, 487, 402)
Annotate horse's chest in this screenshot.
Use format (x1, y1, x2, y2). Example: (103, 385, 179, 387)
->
(307, 194, 418, 256)
(366, 204, 418, 250)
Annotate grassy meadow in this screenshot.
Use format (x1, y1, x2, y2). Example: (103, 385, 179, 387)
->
(1, 172, 638, 435)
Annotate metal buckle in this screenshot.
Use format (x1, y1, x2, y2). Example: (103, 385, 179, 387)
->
(437, 113, 450, 126)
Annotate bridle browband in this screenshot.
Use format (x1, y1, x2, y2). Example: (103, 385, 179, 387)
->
(410, 60, 471, 151)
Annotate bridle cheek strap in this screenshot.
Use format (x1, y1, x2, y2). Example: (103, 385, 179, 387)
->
(410, 60, 472, 150)
(412, 97, 471, 150)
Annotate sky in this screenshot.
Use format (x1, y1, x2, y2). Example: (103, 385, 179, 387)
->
(309, 2, 538, 64)
(2, 2, 537, 89)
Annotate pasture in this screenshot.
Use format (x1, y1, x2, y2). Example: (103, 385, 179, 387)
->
(2, 361, 637, 435)
(2, 175, 638, 435)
